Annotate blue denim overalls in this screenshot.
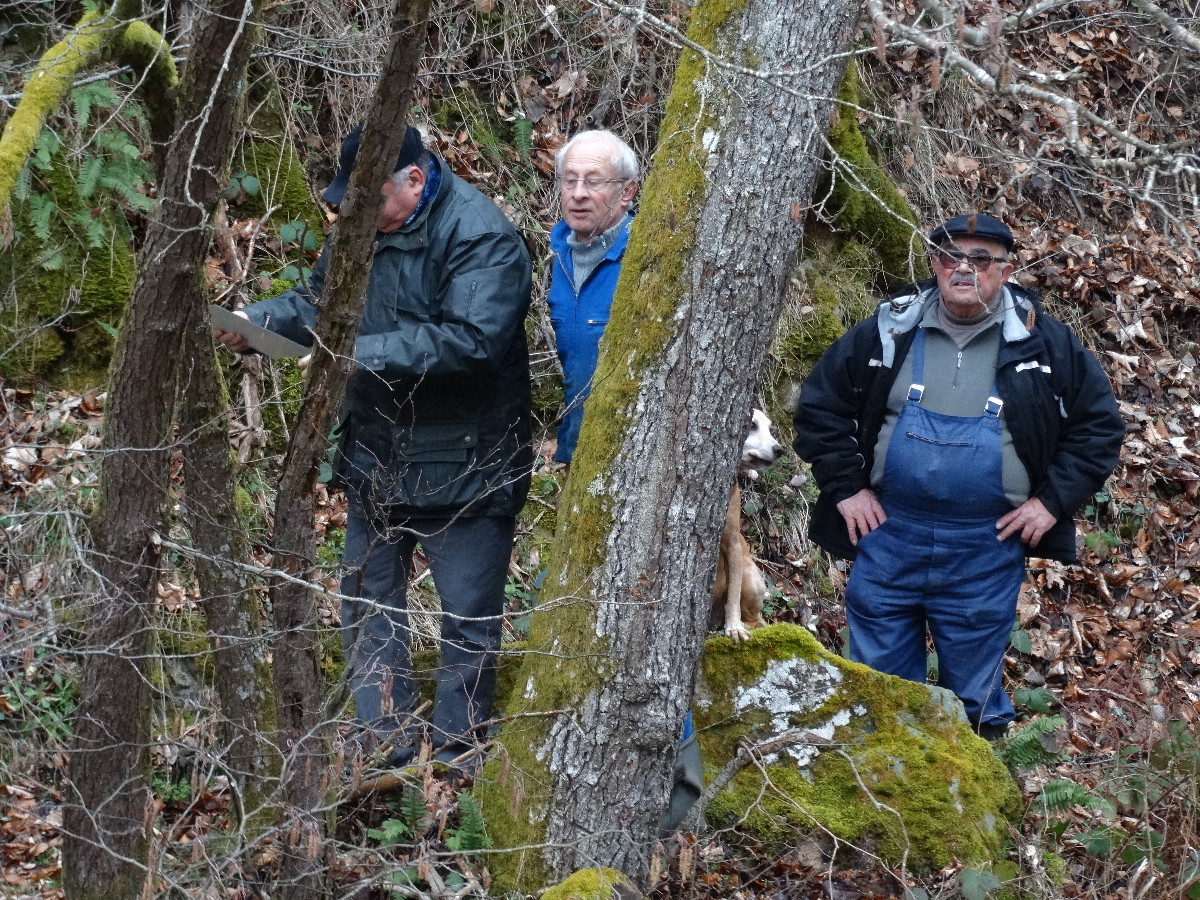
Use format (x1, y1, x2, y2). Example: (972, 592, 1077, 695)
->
(844, 328, 1025, 728)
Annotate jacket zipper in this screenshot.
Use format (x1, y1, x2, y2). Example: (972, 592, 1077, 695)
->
(952, 350, 962, 390)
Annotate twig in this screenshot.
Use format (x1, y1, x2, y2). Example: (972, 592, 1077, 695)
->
(679, 728, 836, 833)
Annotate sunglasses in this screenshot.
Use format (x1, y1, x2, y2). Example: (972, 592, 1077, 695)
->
(934, 249, 1009, 271)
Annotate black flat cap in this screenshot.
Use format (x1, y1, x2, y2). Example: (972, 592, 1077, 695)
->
(930, 213, 1015, 252)
(321, 123, 425, 205)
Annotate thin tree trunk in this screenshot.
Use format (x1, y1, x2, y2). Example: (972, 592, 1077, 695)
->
(178, 317, 280, 835)
(478, 0, 857, 888)
(267, 2, 430, 896)
(62, 1, 260, 896)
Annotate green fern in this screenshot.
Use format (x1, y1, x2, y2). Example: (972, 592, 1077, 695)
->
(71, 81, 117, 130)
(367, 817, 411, 847)
(1036, 778, 1115, 816)
(514, 117, 533, 162)
(445, 796, 492, 853)
(78, 155, 104, 199)
(996, 715, 1068, 769)
(28, 193, 56, 241)
(396, 783, 426, 835)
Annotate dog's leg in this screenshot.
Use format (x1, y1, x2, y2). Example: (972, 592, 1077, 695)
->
(738, 534, 768, 630)
(721, 484, 751, 642)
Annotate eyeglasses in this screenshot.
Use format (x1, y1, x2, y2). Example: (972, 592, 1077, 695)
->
(934, 249, 1009, 271)
(560, 176, 627, 192)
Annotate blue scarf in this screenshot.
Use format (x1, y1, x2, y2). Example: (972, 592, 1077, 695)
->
(405, 160, 442, 226)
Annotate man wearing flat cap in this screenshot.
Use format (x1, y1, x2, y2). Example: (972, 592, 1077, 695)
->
(214, 125, 533, 772)
(794, 213, 1123, 739)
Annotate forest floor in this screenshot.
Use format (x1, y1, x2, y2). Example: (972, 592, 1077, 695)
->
(0, 305, 1198, 899)
(2, 59, 1199, 900)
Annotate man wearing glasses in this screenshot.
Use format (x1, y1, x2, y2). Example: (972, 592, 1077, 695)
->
(547, 130, 639, 472)
(793, 213, 1122, 739)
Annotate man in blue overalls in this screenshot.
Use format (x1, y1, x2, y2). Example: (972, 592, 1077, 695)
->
(794, 214, 1123, 739)
(547, 130, 639, 474)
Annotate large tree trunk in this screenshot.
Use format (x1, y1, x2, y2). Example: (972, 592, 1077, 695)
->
(478, 0, 857, 888)
(178, 318, 280, 834)
(266, 1, 430, 896)
(62, 1, 260, 896)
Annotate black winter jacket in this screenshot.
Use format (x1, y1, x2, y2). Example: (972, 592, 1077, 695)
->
(792, 281, 1123, 562)
(246, 157, 534, 518)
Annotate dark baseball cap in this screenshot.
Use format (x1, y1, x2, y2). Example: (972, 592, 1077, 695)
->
(929, 213, 1015, 252)
(321, 123, 426, 205)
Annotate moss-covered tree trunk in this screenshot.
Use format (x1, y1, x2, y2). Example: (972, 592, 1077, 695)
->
(266, 1, 430, 896)
(177, 317, 280, 834)
(476, 0, 857, 888)
(0, 2, 177, 206)
(61, 0, 260, 895)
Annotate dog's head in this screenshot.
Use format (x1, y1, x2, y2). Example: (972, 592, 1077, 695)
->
(740, 408, 785, 478)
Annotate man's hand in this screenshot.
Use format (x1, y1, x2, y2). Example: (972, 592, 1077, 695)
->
(837, 488, 887, 546)
(996, 497, 1057, 547)
(212, 310, 251, 353)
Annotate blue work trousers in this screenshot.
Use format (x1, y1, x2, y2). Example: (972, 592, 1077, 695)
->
(845, 510, 1024, 727)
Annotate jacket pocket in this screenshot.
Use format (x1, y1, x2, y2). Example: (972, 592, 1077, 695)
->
(389, 422, 484, 510)
(395, 422, 478, 462)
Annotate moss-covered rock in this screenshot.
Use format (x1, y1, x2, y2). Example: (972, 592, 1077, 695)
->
(431, 84, 511, 171)
(694, 623, 1020, 871)
(1, 153, 136, 386)
(771, 235, 877, 384)
(231, 137, 324, 240)
(541, 867, 639, 900)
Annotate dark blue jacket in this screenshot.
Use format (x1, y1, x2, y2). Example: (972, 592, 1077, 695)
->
(547, 216, 631, 463)
(244, 157, 533, 518)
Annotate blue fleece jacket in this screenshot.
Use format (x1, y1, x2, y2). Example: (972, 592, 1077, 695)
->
(547, 216, 632, 463)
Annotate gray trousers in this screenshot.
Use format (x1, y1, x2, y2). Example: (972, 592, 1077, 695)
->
(340, 501, 514, 763)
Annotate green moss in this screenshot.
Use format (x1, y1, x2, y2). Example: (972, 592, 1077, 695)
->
(159, 608, 216, 681)
(1044, 851, 1066, 885)
(541, 867, 634, 900)
(0, 10, 175, 205)
(1, 154, 135, 385)
(257, 356, 304, 453)
(478, 1, 748, 889)
(110, 20, 178, 146)
(431, 85, 511, 170)
(694, 624, 1021, 871)
(771, 235, 877, 382)
(317, 620, 344, 684)
(815, 61, 928, 291)
(232, 138, 323, 240)
(0, 10, 107, 204)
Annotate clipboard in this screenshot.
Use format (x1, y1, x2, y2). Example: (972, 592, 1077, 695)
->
(209, 304, 310, 358)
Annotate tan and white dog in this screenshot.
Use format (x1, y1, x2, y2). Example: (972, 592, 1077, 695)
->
(712, 409, 786, 641)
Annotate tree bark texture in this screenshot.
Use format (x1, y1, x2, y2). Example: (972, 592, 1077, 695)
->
(178, 318, 280, 836)
(478, 0, 856, 887)
(266, 1, 430, 896)
(62, 2, 260, 896)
